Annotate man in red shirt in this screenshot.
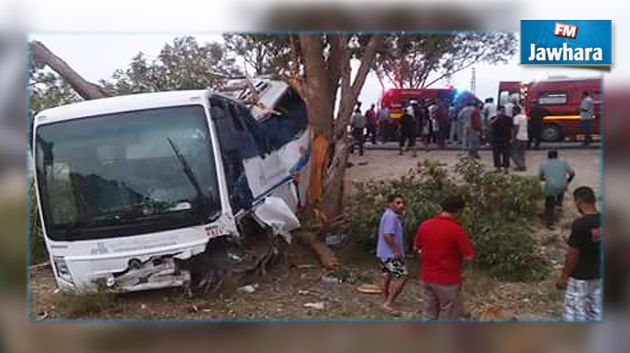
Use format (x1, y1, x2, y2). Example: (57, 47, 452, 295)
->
(414, 195, 475, 320)
(365, 103, 379, 145)
(467, 104, 482, 158)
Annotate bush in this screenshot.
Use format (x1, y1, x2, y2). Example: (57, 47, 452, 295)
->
(350, 157, 548, 282)
(470, 221, 548, 281)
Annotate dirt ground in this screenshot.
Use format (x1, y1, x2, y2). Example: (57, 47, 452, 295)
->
(29, 146, 601, 321)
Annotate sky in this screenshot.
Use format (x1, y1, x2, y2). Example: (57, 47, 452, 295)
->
(30, 33, 602, 108)
(24, 0, 628, 109)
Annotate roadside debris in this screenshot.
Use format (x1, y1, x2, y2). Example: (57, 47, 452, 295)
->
(36, 311, 49, 320)
(237, 284, 259, 294)
(356, 284, 381, 294)
(303, 302, 325, 310)
(321, 275, 342, 284)
(324, 233, 347, 247)
(297, 264, 318, 270)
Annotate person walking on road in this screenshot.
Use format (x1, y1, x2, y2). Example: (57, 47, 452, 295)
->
(556, 186, 601, 321)
(458, 101, 476, 152)
(399, 101, 417, 157)
(490, 105, 513, 174)
(579, 91, 595, 145)
(511, 106, 528, 171)
(414, 195, 475, 320)
(467, 103, 482, 158)
(539, 150, 575, 228)
(350, 107, 366, 156)
(378, 106, 390, 143)
(365, 103, 379, 145)
(482, 97, 496, 145)
(448, 104, 457, 144)
(436, 101, 449, 149)
(426, 100, 438, 149)
(377, 194, 409, 313)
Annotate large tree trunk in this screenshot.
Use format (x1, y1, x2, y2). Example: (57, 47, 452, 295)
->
(299, 34, 335, 206)
(298, 35, 382, 270)
(29, 41, 112, 100)
(298, 34, 339, 269)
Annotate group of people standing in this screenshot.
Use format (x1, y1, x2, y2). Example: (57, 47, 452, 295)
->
(397, 99, 452, 157)
(349, 103, 378, 156)
(376, 185, 601, 321)
(351, 90, 596, 159)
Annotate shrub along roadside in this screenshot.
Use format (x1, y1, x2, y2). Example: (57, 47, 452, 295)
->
(349, 157, 548, 282)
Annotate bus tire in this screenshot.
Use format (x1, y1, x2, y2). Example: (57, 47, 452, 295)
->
(542, 124, 562, 142)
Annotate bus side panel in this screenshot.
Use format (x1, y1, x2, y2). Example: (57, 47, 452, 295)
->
(242, 127, 310, 212)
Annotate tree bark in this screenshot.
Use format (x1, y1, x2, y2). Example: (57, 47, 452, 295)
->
(321, 35, 382, 217)
(300, 34, 335, 206)
(30, 41, 113, 100)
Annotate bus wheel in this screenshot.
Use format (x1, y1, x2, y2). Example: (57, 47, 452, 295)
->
(542, 124, 562, 142)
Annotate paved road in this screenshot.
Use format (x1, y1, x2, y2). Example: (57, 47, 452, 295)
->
(362, 140, 601, 151)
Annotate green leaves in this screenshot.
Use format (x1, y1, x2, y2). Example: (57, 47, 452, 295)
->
(373, 33, 517, 88)
(350, 157, 548, 282)
(99, 36, 243, 95)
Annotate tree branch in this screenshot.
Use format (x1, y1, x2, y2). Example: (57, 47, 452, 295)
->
(326, 35, 346, 102)
(423, 59, 477, 88)
(30, 41, 113, 100)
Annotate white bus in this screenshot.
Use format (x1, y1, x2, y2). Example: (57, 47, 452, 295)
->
(32, 80, 310, 293)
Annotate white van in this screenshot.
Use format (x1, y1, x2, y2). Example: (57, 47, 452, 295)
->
(31, 80, 310, 293)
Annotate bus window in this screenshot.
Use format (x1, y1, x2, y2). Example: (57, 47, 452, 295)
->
(211, 100, 254, 212)
(259, 89, 308, 152)
(538, 91, 568, 105)
(35, 105, 222, 241)
(225, 102, 264, 159)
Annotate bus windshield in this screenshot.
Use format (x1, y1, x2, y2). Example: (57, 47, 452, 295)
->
(34, 105, 222, 242)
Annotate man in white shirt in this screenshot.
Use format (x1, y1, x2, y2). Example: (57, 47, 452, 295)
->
(482, 97, 497, 145)
(511, 106, 528, 171)
(457, 102, 476, 151)
(504, 93, 519, 118)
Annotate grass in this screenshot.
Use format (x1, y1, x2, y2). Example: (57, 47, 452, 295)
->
(53, 289, 117, 319)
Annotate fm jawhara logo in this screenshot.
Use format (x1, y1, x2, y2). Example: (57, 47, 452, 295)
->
(521, 20, 612, 66)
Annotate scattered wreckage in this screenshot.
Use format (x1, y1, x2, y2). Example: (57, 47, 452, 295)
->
(32, 79, 310, 294)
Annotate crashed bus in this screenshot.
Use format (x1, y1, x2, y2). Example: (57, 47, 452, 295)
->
(32, 80, 310, 293)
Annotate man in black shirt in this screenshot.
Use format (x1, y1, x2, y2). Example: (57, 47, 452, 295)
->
(556, 186, 601, 321)
(528, 101, 549, 150)
(399, 101, 417, 157)
(490, 106, 513, 174)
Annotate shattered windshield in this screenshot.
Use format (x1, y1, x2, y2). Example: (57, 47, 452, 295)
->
(35, 105, 221, 241)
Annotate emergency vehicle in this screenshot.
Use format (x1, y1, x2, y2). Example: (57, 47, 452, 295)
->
(498, 77, 602, 142)
(378, 87, 481, 140)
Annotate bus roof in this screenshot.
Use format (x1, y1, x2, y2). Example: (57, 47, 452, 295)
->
(530, 76, 601, 83)
(34, 90, 215, 125)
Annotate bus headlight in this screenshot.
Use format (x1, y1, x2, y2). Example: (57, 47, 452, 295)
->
(52, 256, 73, 284)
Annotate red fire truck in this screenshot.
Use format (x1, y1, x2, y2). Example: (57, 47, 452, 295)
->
(498, 77, 602, 142)
(378, 87, 481, 140)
